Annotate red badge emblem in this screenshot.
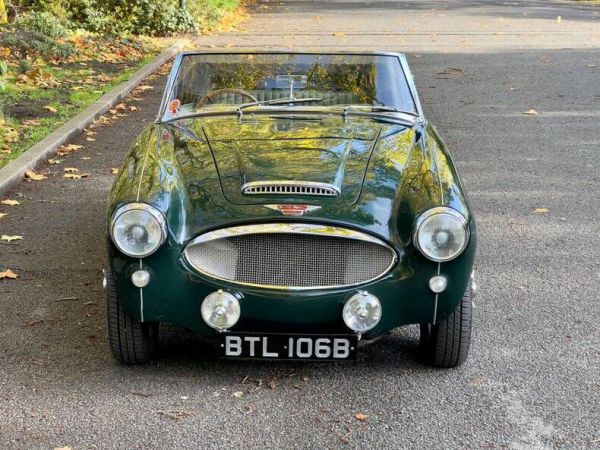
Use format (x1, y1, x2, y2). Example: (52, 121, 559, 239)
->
(264, 204, 321, 216)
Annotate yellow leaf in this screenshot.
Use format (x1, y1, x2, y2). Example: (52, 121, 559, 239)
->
(111, 168, 119, 175)
(0, 269, 18, 280)
(533, 207, 550, 214)
(64, 173, 90, 179)
(1, 235, 22, 242)
(129, 106, 139, 112)
(137, 85, 154, 91)
(523, 109, 538, 115)
(1, 199, 20, 206)
(333, 31, 347, 37)
(86, 137, 96, 142)
(25, 170, 47, 181)
(63, 167, 79, 173)
(0, 213, 7, 219)
(43, 105, 58, 113)
(48, 158, 63, 165)
(355, 413, 368, 421)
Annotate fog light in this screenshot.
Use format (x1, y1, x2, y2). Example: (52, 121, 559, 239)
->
(131, 269, 150, 288)
(429, 275, 447, 293)
(343, 291, 382, 333)
(201, 290, 240, 331)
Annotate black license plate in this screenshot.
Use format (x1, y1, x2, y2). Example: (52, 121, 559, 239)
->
(218, 333, 358, 361)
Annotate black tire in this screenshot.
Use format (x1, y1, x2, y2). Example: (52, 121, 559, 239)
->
(419, 283, 473, 368)
(106, 265, 158, 364)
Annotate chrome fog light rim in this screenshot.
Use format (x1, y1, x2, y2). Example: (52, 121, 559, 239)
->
(342, 291, 382, 333)
(201, 290, 241, 332)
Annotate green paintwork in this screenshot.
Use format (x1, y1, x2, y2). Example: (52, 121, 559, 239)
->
(107, 112, 476, 337)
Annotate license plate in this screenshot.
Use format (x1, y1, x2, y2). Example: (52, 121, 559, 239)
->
(218, 333, 358, 361)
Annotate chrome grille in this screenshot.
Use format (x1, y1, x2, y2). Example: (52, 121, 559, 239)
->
(242, 181, 339, 197)
(183, 224, 396, 290)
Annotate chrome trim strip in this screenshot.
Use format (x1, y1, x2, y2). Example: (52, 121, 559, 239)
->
(241, 181, 340, 197)
(110, 203, 167, 258)
(412, 207, 470, 263)
(183, 223, 398, 291)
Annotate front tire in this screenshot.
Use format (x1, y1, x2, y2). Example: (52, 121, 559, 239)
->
(419, 283, 473, 368)
(106, 265, 158, 364)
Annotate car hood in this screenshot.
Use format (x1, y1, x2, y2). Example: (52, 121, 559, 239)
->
(172, 115, 383, 205)
(165, 114, 419, 241)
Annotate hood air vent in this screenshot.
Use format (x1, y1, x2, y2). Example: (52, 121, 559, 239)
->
(242, 181, 340, 197)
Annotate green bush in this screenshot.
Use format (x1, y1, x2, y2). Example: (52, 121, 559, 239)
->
(0, 30, 75, 61)
(14, 11, 70, 38)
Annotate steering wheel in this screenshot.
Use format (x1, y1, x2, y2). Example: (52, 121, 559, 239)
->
(196, 88, 258, 108)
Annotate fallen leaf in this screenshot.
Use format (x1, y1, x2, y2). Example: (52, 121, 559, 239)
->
(129, 106, 139, 112)
(355, 413, 368, 421)
(81, 157, 91, 160)
(523, 109, 538, 115)
(0, 213, 7, 219)
(1, 235, 22, 242)
(53, 447, 72, 450)
(1, 199, 20, 206)
(64, 167, 79, 173)
(333, 31, 347, 37)
(111, 168, 119, 175)
(437, 67, 464, 77)
(25, 170, 47, 181)
(48, 158, 63, 165)
(0, 269, 18, 279)
(22, 119, 41, 127)
(85, 137, 96, 142)
(556, 15, 561, 23)
(137, 85, 154, 91)
(533, 207, 549, 214)
(232, 391, 244, 398)
(64, 173, 89, 179)
(43, 105, 58, 113)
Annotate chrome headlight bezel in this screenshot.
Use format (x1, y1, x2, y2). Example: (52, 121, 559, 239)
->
(413, 207, 470, 262)
(110, 203, 167, 258)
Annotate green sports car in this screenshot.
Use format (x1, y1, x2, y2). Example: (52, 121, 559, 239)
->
(104, 51, 477, 367)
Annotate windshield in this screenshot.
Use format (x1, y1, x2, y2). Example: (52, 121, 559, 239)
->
(162, 53, 417, 120)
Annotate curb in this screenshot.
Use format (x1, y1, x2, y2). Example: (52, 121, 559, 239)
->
(0, 40, 187, 197)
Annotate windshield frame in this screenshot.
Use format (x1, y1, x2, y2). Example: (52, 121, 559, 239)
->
(156, 51, 424, 123)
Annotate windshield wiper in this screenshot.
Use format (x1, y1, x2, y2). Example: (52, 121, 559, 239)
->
(237, 97, 323, 118)
(342, 105, 419, 118)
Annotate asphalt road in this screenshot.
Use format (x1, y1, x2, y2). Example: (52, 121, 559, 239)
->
(1, 1, 599, 448)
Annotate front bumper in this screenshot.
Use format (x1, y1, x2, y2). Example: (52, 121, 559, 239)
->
(108, 233, 476, 338)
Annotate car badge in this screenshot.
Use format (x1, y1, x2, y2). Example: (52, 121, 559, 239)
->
(264, 204, 321, 216)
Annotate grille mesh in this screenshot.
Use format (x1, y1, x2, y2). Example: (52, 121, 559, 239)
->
(185, 232, 395, 289)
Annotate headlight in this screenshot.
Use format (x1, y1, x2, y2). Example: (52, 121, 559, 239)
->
(413, 207, 469, 262)
(110, 203, 167, 257)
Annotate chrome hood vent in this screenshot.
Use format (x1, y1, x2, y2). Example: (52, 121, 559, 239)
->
(242, 181, 340, 197)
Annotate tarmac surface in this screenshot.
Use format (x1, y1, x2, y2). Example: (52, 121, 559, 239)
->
(1, 1, 599, 448)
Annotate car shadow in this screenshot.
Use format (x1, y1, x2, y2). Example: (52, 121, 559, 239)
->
(145, 323, 432, 375)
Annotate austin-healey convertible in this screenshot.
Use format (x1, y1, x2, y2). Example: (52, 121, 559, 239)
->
(105, 51, 476, 367)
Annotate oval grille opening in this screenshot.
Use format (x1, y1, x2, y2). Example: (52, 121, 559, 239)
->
(184, 225, 396, 290)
